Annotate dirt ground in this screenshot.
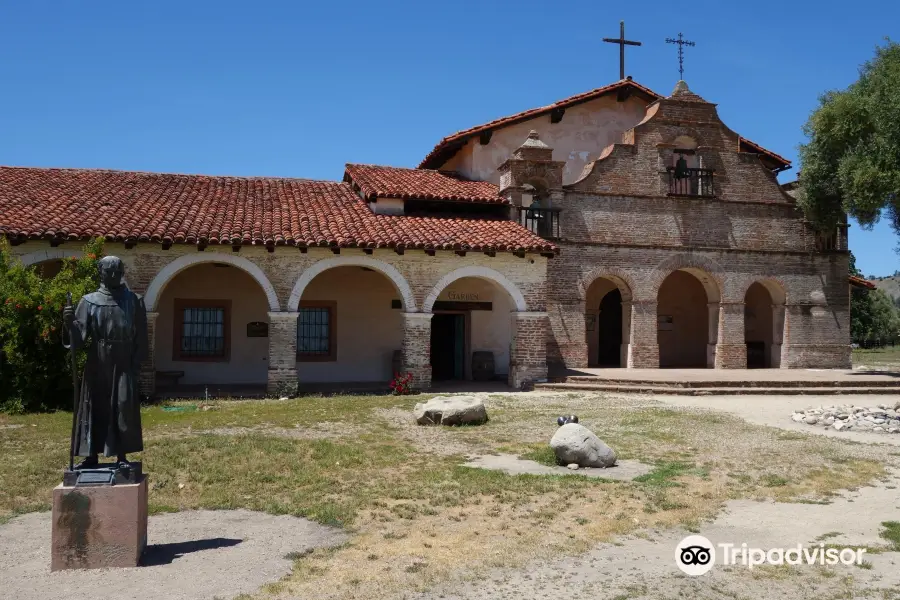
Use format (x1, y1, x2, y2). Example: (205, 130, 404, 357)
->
(2, 390, 899, 600)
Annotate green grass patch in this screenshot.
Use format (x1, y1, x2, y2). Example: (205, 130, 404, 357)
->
(519, 444, 558, 466)
(633, 461, 706, 487)
(880, 521, 900, 551)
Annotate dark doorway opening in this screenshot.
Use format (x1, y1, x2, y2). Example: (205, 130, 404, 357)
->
(431, 313, 465, 380)
(597, 289, 623, 367)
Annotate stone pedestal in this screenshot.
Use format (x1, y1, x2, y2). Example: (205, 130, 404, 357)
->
(51, 475, 148, 571)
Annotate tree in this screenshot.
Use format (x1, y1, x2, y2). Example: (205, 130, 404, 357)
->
(0, 239, 103, 413)
(798, 40, 900, 237)
(848, 250, 900, 344)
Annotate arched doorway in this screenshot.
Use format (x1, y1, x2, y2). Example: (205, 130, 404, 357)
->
(744, 281, 786, 368)
(424, 267, 524, 383)
(153, 261, 274, 392)
(597, 289, 623, 366)
(294, 265, 404, 385)
(584, 275, 631, 368)
(657, 269, 717, 368)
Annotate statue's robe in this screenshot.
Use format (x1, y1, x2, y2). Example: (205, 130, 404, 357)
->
(69, 285, 148, 457)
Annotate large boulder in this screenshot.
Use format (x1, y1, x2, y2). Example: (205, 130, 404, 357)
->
(414, 395, 488, 426)
(550, 423, 617, 468)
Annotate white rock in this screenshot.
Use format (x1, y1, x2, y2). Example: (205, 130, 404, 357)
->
(567, 463, 580, 470)
(874, 427, 886, 433)
(888, 427, 900, 434)
(832, 421, 846, 431)
(823, 417, 835, 426)
(414, 395, 488, 426)
(791, 413, 805, 423)
(550, 423, 617, 468)
(804, 415, 819, 425)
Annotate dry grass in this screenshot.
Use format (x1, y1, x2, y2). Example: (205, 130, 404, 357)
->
(1, 390, 896, 600)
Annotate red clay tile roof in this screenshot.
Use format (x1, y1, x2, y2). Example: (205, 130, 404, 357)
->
(849, 275, 876, 290)
(0, 166, 556, 254)
(419, 79, 662, 169)
(344, 163, 505, 204)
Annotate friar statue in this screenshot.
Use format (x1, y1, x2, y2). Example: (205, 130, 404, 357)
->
(63, 256, 148, 470)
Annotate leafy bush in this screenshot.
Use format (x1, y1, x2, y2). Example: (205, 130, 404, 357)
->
(0, 238, 103, 413)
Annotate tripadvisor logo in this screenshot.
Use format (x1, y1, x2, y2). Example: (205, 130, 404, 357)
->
(675, 535, 868, 576)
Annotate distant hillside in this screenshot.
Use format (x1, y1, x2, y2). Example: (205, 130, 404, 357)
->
(870, 274, 900, 306)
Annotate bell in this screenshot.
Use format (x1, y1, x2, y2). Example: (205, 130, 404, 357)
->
(674, 154, 690, 180)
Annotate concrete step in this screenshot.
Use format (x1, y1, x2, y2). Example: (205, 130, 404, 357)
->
(557, 376, 900, 389)
(534, 382, 900, 396)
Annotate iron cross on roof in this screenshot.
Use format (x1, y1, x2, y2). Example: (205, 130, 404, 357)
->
(666, 32, 696, 80)
(603, 21, 641, 80)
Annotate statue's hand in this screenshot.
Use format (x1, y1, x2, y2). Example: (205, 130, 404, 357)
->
(63, 305, 75, 326)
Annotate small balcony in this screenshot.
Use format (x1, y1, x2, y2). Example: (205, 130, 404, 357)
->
(815, 224, 849, 252)
(517, 205, 561, 240)
(666, 167, 716, 197)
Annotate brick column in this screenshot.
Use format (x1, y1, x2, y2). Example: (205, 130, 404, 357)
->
(706, 302, 719, 368)
(402, 313, 432, 390)
(509, 312, 548, 389)
(139, 311, 158, 398)
(771, 303, 786, 368)
(627, 300, 658, 368)
(546, 300, 587, 370)
(714, 301, 747, 369)
(620, 300, 632, 367)
(267, 311, 299, 396)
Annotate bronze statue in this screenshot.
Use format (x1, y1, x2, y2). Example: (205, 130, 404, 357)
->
(63, 256, 148, 470)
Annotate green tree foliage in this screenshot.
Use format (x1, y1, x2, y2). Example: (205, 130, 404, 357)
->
(798, 40, 900, 234)
(849, 252, 900, 343)
(0, 239, 103, 413)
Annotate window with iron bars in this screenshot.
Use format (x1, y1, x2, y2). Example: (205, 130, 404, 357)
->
(297, 301, 337, 361)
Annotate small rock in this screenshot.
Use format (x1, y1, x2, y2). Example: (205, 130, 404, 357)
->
(804, 415, 819, 425)
(888, 427, 900, 434)
(414, 395, 488, 426)
(823, 417, 835, 426)
(833, 421, 846, 431)
(567, 463, 580, 470)
(874, 427, 886, 433)
(791, 413, 805, 423)
(894, 401, 900, 411)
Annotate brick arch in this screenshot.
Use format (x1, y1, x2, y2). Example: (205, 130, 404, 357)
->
(18, 248, 83, 266)
(424, 266, 528, 313)
(144, 253, 280, 312)
(649, 254, 725, 302)
(740, 277, 788, 305)
(580, 267, 636, 302)
(289, 255, 416, 312)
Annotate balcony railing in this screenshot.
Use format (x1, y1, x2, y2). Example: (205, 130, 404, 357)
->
(517, 206, 561, 240)
(815, 224, 849, 252)
(666, 167, 716, 197)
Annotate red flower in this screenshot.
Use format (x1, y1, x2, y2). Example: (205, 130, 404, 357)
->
(87, 253, 97, 260)
(15, 304, 21, 309)
(37, 305, 43, 311)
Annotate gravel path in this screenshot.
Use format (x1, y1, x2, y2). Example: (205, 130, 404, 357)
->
(0, 509, 347, 600)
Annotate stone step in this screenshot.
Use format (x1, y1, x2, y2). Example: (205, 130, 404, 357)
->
(534, 382, 900, 396)
(558, 376, 899, 389)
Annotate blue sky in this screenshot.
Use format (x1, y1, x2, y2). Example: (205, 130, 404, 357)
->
(0, 1, 897, 276)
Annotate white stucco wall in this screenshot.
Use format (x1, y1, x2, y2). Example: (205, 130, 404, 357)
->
(296, 266, 402, 382)
(155, 263, 270, 385)
(436, 277, 512, 376)
(440, 95, 648, 185)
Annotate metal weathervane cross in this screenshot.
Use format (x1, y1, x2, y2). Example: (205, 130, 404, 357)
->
(666, 32, 695, 79)
(603, 21, 641, 80)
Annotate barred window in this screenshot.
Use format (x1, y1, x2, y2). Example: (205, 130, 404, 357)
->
(297, 301, 336, 361)
(173, 299, 231, 361)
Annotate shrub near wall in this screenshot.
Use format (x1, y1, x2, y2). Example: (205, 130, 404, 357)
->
(0, 239, 102, 413)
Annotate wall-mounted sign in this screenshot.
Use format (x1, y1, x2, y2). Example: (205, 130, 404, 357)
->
(246, 321, 269, 337)
(448, 291, 479, 302)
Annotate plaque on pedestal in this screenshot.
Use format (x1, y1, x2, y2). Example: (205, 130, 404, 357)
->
(51, 475, 148, 571)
